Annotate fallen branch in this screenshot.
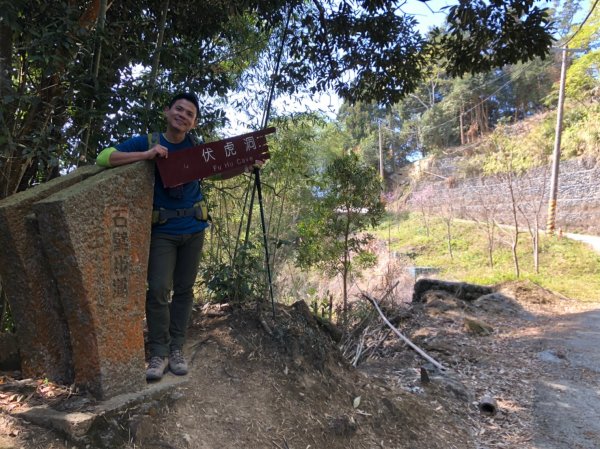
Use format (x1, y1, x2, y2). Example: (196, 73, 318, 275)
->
(352, 332, 366, 367)
(362, 292, 446, 372)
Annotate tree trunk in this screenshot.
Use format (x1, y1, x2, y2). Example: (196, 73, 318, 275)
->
(1, 1, 102, 198)
(487, 221, 495, 268)
(0, 20, 17, 200)
(0, 278, 7, 332)
(144, 0, 170, 131)
(81, 0, 108, 165)
(342, 261, 348, 325)
(421, 206, 429, 236)
(533, 216, 540, 274)
(459, 106, 465, 145)
(506, 172, 520, 278)
(0, 18, 12, 94)
(342, 210, 351, 325)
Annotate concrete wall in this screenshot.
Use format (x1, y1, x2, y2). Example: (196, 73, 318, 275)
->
(406, 156, 600, 235)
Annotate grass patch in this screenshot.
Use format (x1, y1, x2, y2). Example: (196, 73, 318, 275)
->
(374, 213, 600, 302)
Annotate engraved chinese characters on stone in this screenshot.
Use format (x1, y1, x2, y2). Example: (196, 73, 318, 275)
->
(110, 207, 130, 299)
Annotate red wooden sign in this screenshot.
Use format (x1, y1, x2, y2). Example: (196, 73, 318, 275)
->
(156, 127, 276, 187)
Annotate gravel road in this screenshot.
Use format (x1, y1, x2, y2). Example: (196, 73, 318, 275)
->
(564, 232, 600, 254)
(533, 308, 600, 448)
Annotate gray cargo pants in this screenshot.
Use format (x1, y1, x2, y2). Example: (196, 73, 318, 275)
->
(146, 231, 205, 357)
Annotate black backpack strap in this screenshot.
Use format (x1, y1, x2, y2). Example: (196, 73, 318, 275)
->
(151, 201, 210, 225)
(187, 132, 203, 145)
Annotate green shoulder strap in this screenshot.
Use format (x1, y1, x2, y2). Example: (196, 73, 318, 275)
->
(148, 132, 160, 149)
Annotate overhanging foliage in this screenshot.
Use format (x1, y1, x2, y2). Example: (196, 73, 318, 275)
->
(0, 0, 555, 200)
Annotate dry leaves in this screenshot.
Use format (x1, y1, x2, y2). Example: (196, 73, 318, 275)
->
(345, 280, 593, 449)
(0, 377, 79, 413)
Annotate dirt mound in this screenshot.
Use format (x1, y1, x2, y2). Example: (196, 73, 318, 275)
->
(1, 300, 475, 449)
(126, 301, 474, 449)
(495, 280, 564, 304)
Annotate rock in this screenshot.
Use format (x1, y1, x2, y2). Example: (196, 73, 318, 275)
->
(33, 161, 154, 399)
(440, 376, 472, 403)
(422, 290, 463, 310)
(474, 293, 531, 318)
(328, 414, 357, 437)
(291, 300, 317, 326)
(413, 279, 493, 303)
(128, 414, 155, 445)
(0, 167, 103, 382)
(426, 373, 473, 403)
(422, 338, 455, 356)
(538, 349, 565, 364)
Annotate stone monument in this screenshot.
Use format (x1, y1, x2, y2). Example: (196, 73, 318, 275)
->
(0, 162, 154, 399)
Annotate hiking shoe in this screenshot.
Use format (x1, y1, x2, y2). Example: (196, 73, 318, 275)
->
(146, 356, 168, 381)
(169, 349, 188, 376)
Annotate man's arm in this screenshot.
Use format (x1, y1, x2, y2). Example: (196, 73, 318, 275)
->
(97, 145, 168, 168)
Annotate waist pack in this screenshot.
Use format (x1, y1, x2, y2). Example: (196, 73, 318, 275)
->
(152, 200, 209, 225)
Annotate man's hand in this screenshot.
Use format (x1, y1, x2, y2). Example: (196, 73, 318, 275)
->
(146, 144, 168, 160)
(246, 159, 265, 172)
(106, 145, 169, 167)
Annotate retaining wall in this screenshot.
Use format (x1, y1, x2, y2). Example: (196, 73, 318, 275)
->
(406, 156, 600, 235)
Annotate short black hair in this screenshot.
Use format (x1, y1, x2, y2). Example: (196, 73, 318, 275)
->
(168, 92, 200, 117)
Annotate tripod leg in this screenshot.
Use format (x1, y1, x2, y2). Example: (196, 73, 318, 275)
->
(254, 167, 276, 319)
(243, 177, 257, 247)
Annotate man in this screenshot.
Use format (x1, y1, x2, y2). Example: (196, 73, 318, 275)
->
(97, 92, 214, 381)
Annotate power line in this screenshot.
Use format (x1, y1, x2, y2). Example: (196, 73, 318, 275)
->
(561, 0, 599, 47)
(421, 61, 535, 133)
(403, 63, 524, 118)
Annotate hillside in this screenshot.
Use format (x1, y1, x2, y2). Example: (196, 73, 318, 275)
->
(370, 213, 600, 303)
(396, 103, 600, 235)
(2, 301, 474, 449)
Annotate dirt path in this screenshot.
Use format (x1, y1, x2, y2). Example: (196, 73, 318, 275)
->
(563, 232, 600, 254)
(533, 307, 600, 448)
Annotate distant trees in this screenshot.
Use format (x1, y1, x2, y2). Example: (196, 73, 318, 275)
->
(336, 45, 559, 178)
(334, 0, 600, 179)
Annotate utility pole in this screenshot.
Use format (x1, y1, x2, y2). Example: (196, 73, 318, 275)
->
(546, 46, 583, 235)
(378, 120, 384, 195)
